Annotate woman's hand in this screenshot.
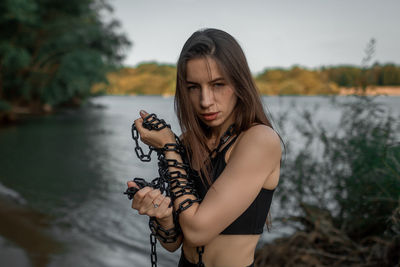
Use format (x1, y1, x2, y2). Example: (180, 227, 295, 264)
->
(134, 110, 176, 149)
(127, 181, 174, 226)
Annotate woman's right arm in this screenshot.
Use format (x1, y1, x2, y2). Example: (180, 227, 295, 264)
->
(127, 182, 183, 252)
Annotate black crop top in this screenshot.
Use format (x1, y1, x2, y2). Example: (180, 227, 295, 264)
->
(194, 135, 275, 235)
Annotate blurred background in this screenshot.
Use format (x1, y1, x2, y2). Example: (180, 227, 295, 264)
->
(0, 0, 399, 266)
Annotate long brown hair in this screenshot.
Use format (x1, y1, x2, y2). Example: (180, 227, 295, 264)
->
(174, 28, 275, 185)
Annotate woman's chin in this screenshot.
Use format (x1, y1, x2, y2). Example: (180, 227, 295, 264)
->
(201, 118, 220, 128)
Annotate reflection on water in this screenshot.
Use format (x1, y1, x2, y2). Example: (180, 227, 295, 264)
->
(0, 95, 398, 267)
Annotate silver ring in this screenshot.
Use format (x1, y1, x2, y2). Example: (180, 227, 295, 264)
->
(153, 203, 159, 208)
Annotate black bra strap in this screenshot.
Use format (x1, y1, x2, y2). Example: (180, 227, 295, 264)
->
(218, 135, 238, 155)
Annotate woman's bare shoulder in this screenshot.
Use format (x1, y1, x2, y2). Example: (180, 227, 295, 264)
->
(238, 124, 281, 150)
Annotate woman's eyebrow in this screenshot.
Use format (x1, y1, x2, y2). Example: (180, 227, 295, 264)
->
(186, 80, 198, 84)
(186, 77, 225, 84)
(209, 77, 225, 83)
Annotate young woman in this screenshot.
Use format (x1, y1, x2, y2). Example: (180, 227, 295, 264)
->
(127, 28, 281, 267)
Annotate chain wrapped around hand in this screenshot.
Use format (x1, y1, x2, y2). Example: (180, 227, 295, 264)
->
(131, 113, 171, 162)
(124, 113, 202, 267)
(124, 113, 236, 267)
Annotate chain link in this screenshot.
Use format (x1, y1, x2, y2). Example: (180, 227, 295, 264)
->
(197, 246, 205, 267)
(131, 113, 172, 162)
(132, 126, 153, 162)
(150, 233, 157, 267)
(209, 124, 236, 158)
(149, 217, 181, 243)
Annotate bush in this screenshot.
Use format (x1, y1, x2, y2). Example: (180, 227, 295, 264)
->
(0, 100, 11, 112)
(277, 96, 400, 240)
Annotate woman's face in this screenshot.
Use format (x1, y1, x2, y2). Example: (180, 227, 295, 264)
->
(186, 57, 237, 133)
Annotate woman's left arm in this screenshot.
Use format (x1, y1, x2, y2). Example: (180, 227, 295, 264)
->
(177, 125, 281, 246)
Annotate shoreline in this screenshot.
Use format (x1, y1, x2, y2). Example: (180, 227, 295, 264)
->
(0, 194, 62, 267)
(1, 90, 399, 127)
(338, 86, 400, 96)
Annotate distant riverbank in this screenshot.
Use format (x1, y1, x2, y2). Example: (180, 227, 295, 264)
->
(1, 89, 399, 126)
(339, 86, 400, 95)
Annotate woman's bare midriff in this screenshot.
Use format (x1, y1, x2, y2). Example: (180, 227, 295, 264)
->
(182, 234, 260, 267)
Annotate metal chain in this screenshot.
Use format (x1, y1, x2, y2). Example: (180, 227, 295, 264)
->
(131, 113, 172, 162)
(149, 217, 181, 243)
(125, 113, 236, 267)
(150, 233, 157, 267)
(126, 113, 177, 267)
(131, 124, 153, 162)
(209, 124, 236, 158)
(197, 246, 205, 267)
(125, 113, 198, 267)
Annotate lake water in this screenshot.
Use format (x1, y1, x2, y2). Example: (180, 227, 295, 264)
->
(0, 95, 398, 267)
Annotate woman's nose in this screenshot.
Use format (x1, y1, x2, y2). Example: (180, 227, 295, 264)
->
(200, 86, 214, 109)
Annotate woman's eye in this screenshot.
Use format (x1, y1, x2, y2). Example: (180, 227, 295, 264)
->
(214, 83, 225, 88)
(187, 85, 197, 90)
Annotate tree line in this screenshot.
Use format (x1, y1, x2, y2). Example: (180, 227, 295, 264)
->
(322, 63, 400, 87)
(92, 62, 176, 96)
(92, 62, 400, 96)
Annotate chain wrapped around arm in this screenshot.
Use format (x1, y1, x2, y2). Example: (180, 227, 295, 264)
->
(124, 114, 237, 267)
(124, 113, 203, 267)
(155, 128, 204, 266)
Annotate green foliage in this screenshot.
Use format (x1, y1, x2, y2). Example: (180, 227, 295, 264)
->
(0, 99, 11, 111)
(277, 96, 400, 240)
(256, 66, 340, 95)
(256, 63, 400, 95)
(323, 63, 400, 87)
(322, 66, 362, 87)
(0, 0, 38, 24)
(380, 64, 400, 85)
(0, 0, 131, 107)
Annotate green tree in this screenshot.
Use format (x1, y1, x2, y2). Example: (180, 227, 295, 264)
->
(381, 64, 400, 85)
(0, 0, 131, 111)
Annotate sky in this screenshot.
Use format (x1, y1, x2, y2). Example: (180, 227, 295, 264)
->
(108, 0, 400, 74)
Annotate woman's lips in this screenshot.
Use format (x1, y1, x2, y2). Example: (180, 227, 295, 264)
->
(202, 112, 219, 121)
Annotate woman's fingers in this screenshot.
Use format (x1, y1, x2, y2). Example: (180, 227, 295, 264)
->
(155, 196, 173, 219)
(135, 188, 162, 215)
(130, 187, 173, 219)
(134, 110, 176, 148)
(134, 117, 144, 133)
(134, 110, 149, 132)
(140, 189, 162, 212)
(152, 194, 165, 209)
(134, 114, 153, 146)
(127, 181, 139, 188)
(140, 109, 148, 118)
(131, 186, 152, 210)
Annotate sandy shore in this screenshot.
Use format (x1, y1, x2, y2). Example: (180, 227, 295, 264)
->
(339, 86, 400, 96)
(0, 195, 62, 267)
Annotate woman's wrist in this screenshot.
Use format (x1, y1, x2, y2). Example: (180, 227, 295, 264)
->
(162, 136, 177, 147)
(156, 214, 175, 229)
(149, 215, 181, 245)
